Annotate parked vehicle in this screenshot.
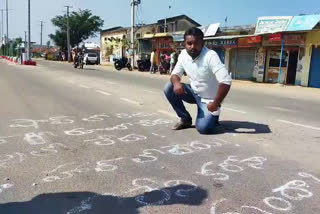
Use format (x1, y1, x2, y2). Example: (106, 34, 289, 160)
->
(137, 59, 151, 72)
(113, 57, 132, 71)
(84, 53, 99, 65)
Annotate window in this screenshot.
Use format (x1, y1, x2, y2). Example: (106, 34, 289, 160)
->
(269, 51, 288, 68)
(136, 33, 141, 38)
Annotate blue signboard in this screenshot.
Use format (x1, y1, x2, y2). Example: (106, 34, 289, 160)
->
(287, 15, 320, 31)
(205, 39, 237, 47)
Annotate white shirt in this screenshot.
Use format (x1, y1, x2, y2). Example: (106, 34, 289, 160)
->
(172, 47, 232, 100)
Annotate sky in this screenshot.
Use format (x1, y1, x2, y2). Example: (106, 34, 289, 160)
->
(1, 0, 320, 45)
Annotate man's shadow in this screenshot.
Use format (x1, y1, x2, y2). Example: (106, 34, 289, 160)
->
(217, 120, 271, 134)
(0, 185, 207, 214)
(186, 121, 271, 135)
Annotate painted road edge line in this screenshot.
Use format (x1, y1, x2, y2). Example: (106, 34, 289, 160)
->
(277, 119, 320, 131)
(120, 98, 141, 106)
(142, 89, 158, 94)
(223, 107, 247, 114)
(79, 84, 90, 89)
(158, 110, 177, 118)
(268, 106, 296, 113)
(96, 90, 112, 96)
(105, 81, 116, 85)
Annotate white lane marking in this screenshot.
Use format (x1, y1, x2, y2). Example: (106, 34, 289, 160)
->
(120, 98, 141, 105)
(223, 107, 247, 114)
(277, 120, 320, 131)
(158, 110, 177, 118)
(142, 90, 158, 94)
(96, 90, 112, 96)
(268, 106, 296, 113)
(105, 81, 116, 85)
(79, 84, 90, 89)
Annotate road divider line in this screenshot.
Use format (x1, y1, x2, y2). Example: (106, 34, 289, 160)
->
(223, 107, 247, 114)
(158, 110, 177, 118)
(268, 106, 296, 113)
(79, 84, 90, 89)
(96, 90, 112, 96)
(105, 81, 116, 85)
(142, 90, 158, 94)
(120, 98, 141, 105)
(277, 119, 320, 131)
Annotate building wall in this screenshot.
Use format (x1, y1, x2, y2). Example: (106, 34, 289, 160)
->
(100, 30, 128, 65)
(176, 19, 196, 32)
(135, 25, 158, 39)
(302, 31, 320, 86)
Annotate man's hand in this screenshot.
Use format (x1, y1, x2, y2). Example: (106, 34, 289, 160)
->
(207, 101, 219, 112)
(173, 82, 186, 95)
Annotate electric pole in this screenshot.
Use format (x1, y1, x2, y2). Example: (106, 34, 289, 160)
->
(6, 0, 8, 44)
(24, 31, 27, 50)
(65, 6, 72, 62)
(0, 9, 4, 47)
(130, 0, 141, 68)
(27, 0, 31, 60)
(40, 21, 43, 54)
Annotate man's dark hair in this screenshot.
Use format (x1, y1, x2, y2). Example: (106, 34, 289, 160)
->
(184, 27, 204, 41)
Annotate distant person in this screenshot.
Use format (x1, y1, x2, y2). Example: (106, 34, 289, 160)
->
(164, 27, 232, 134)
(169, 51, 178, 74)
(150, 49, 157, 74)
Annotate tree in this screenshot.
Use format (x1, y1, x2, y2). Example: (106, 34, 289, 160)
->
(49, 9, 104, 59)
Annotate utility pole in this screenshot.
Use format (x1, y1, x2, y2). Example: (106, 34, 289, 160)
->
(24, 31, 27, 51)
(65, 6, 72, 62)
(0, 9, 4, 47)
(130, 0, 141, 68)
(27, 0, 31, 60)
(6, 0, 8, 43)
(40, 21, 43, 54)
(6, 0, 9, 56)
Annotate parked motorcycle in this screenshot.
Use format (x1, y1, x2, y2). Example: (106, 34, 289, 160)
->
(113, 57, 132, 71)
(137, 59, 151, 72)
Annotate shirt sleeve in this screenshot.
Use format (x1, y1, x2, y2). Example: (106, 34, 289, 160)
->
(171, 54, 185, 77)
(209, 52, 232, 85)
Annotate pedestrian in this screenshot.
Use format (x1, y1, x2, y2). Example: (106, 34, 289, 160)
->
(150, 49, 157, 74)
(164, 27, 232, 134)
(169, 51, 178, 74)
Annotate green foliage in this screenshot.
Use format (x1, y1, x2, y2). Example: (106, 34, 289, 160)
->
(49, 9, 104, 52)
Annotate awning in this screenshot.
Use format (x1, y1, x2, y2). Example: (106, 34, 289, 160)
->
(142, 33, 170, 39)
(169, 31, 185, 42)
(287, 15, 320, 31)
(200, 23, 220, 37)
(205, 34, 254, 40)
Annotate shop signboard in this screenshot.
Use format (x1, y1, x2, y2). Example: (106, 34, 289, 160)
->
(255, 16, 292, 34)
(205, 39, 237, 47)
(238, 36, 262, 47)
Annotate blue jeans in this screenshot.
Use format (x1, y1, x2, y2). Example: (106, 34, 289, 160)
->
(164, 82, 219, 135)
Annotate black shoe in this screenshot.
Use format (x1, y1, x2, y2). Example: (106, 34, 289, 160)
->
(172, 120, 192, 130)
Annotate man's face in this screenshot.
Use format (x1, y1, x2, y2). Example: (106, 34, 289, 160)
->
(185, 35, 204, 59)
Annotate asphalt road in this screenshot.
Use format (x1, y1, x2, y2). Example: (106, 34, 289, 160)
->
(0, 59, 319, 214)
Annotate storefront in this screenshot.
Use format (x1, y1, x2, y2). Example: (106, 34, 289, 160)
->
(229, 36, 262, 80)
(138, 33, 175, 65)
(204, 38, 238, 63)
(262, 33, 305, 84)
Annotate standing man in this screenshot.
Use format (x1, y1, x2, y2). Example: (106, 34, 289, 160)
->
(150, 49, 156, 74)
(169, 50, 178, 74)
(164, 27, 232, 134)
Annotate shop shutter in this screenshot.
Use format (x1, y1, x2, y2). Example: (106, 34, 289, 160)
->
(309, 48, 320, 88)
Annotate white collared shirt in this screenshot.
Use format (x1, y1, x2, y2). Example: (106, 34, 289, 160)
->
(172, 47, 232, 100)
